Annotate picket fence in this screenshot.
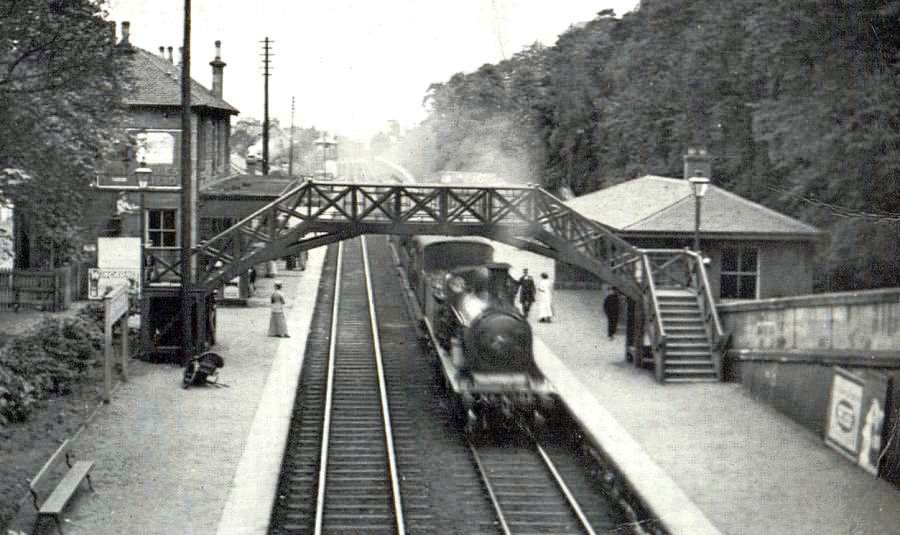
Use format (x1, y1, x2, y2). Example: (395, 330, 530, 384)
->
(0, 266, 72, 311)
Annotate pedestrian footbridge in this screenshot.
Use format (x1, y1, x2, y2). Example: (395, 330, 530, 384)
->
(146, 180, 727, 382)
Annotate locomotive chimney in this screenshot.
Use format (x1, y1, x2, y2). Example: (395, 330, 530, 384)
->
(487, 263, 516, 306)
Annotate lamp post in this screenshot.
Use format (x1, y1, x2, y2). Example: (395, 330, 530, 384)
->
(135, 164, 151, 356)
(688, 174, 709, 253)
(135, 164, 152, 286)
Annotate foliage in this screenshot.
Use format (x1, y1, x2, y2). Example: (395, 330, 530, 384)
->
(402, 1, 900, 290)
(0, 305, 104, 425)
(0, 0, 130, 265)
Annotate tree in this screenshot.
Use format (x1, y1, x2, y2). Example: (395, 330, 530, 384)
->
(0, 0, 129, 265)
(404, 0, 900, 290)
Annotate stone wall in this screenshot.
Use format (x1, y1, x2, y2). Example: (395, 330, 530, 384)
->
(718, 288, 900, 352)
(718, 288, 900, 486)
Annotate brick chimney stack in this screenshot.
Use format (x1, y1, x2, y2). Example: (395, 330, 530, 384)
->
(210, 41, 226, 99)
(683, 148, 712, 180)
(166, 46, 174, 63)
(159, 46, 165, 58)
(119, 21, 131, 47)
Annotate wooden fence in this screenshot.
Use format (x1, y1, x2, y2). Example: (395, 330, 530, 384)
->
(0, 266, 71, 311)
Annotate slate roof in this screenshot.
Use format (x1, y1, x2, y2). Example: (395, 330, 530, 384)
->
(565, 175, 819, 238)
(123, 46, 238, 114)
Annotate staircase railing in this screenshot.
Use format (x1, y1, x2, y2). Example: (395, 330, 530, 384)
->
(639, 248, 730, 382)
(683, 249, 728, 381)
(641, 253, 668, 381)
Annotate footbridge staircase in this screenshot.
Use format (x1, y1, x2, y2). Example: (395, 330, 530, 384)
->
(147, 180, 727, 383)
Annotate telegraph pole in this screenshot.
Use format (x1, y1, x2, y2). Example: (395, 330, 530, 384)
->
(288, 96, 295, 178)
(180, 0, 194, 361)
(261, 37, 273, 176)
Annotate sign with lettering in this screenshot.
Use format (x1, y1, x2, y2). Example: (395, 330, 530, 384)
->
(825, 367, 890, 476)
(826, 368, 864, 459)
(89, 268, 140, 300)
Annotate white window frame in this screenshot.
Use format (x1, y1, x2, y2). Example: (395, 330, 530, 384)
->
(720, 245, 760, 300)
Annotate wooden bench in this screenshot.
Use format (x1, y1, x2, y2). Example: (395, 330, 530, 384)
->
(27, 439, 95, 534)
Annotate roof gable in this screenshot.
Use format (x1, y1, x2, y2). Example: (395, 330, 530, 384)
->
(565, 175, 819, 237)
(124, 47, 238, 114)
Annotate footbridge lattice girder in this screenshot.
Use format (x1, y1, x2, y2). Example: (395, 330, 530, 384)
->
(144, 180, 728, 383)
(146, 181, 644, 300)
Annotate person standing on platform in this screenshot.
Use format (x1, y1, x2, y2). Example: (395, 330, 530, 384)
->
(536, 272, 553, 323)
(517, 268, 536, 318)
(248, 267, 257, 294)
(268, 281, 289, 338)
(603, 289, 621, 339)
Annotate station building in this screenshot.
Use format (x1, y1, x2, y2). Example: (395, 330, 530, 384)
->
(558, 151, 821, 300)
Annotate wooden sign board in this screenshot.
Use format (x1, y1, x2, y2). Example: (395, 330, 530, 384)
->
(103, 282, 129, 329)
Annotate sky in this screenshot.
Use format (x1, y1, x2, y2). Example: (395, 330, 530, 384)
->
(106, 1, 639, 141)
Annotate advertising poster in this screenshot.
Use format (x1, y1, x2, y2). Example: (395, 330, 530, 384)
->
(90, 238, 142, 300)
(825, 368, 864, 460)
(825, 367, 890, 476)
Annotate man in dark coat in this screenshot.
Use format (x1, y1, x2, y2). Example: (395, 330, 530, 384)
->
(603, 290, 620, 339)
(517, 268, 536, 318)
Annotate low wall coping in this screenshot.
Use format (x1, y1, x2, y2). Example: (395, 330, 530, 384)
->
(727, 348, 900, 368)
(717, 287, 900, 313)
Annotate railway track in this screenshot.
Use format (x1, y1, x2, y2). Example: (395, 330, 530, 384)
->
(270, 236, 630, 534)
(271, 238, 406, 534)
(470, 437, 598, 535)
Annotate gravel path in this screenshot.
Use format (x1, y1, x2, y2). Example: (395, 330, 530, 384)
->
(7, 256, 321, 535)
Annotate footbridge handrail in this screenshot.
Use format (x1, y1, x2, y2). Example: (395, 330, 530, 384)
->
(148, 180, 644, 302)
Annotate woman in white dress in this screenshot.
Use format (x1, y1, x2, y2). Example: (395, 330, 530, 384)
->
(535, 272, 553, 323)
(268, 281, 289, 337)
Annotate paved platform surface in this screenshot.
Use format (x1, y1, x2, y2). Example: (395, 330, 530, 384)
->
(6, 252, 324, 535)
(10, 248, 899, 534)
(532, 289, 900, 535)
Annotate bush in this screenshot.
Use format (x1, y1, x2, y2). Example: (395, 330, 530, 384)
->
(0, 307, 105, 424)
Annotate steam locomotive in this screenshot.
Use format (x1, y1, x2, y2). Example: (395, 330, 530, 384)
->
(398, 235, 555, 433)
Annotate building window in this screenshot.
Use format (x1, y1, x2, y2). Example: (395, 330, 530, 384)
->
(720, 246, 758, 299)
(147, 209, 178, 247)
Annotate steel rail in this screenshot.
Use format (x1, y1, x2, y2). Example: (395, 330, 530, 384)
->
(468, 443, 513, 535)
(535, 442, 598, 535)
(360, 235, 407, 535)
(313, 241, 344, 535)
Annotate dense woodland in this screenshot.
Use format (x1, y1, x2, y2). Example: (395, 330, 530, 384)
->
(400, 1, 899, 291)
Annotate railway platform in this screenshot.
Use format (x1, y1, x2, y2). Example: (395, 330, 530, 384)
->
(9, 244, 898, 535)
(532, 288, 900, 535)
(5, 251, 325, 535)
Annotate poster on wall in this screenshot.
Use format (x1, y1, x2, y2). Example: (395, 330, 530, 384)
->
(857, 370, 889, 476)
(90, 238, 142, 300)
(825, 368, 864, 460)
(825, 367, 890, 476)
(96, 129, 181, 189)
(98, 237, 141, 270)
